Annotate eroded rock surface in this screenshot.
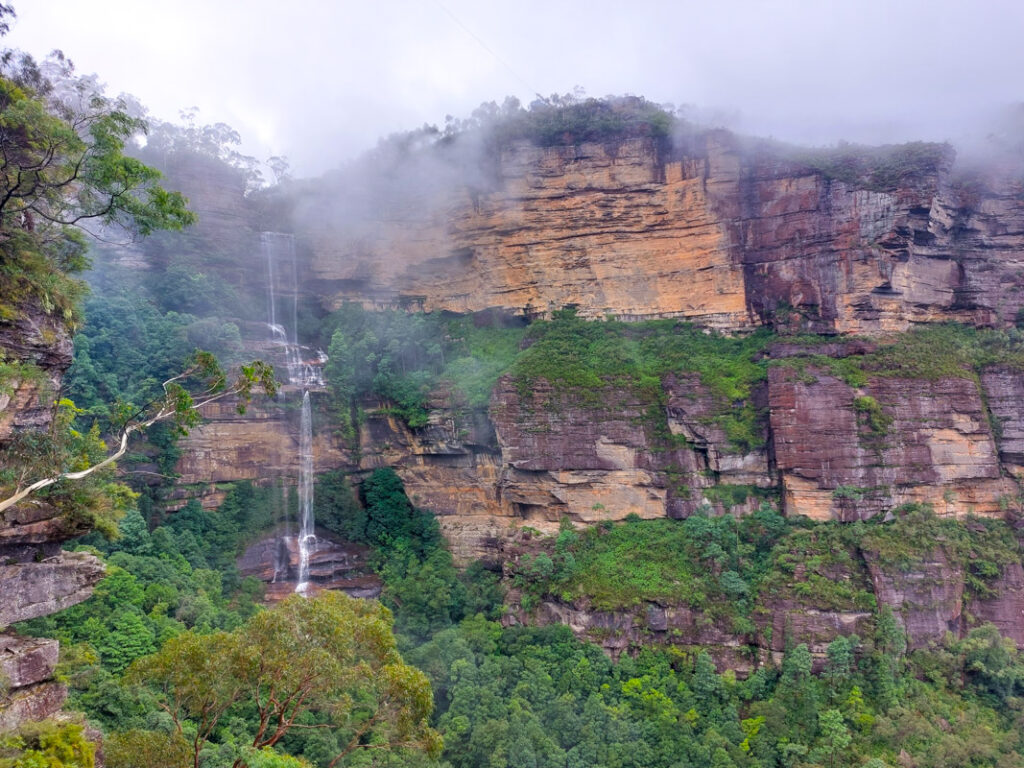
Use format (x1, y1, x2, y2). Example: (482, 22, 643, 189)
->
(0, 552, 105, 627)
(299, 132, 1024, 335)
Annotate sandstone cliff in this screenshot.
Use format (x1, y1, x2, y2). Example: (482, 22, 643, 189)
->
(161, 125, 1024, 668)
(297, 131, 1024, 335)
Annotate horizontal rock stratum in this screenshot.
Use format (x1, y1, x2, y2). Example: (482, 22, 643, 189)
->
(299, 131, 1024, 335)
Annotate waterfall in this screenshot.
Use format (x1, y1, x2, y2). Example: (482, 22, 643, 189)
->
(261, 231, 324, 594)
(261, 232, 325, 388)
(296, 390, 315, 593)
(271, 480, 289, 583)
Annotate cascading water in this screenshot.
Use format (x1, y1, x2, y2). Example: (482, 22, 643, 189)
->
(296, 390, 315, 593)
(262, 231, 326, 594)
(271, 481, 291, 583)
(261, 232, 326, 389)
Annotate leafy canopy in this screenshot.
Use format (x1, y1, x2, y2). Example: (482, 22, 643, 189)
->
(0, 51, 194, 323)
(116, 591, 440, 768)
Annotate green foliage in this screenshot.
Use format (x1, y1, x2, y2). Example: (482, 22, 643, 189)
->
(320, 305, 773, 451)
(832, 485, 870, 500)
(438, 314, 526, 408)
(117, 592, 440, 768)
(702, 484, 771, 510)
(857, 504, 1019, 598)
(774, 324, 1024, 387)
(361, 468, 442, 557)
(514, 507, 792, 619)
(514, 505, 1020, 642)
(65, 289, 244, 435)
(784, 140, 952, 192)
(481, 93, 675, 147)
(405, 614, 1024, 768)
(956, 623, 1024, 704)
(509, 310, 772, 452)
(103, 730, 190, 768)
(0, 357, 46, 397)
(323, 304, 448, 431)
(0, 54, 193, 325)
(322, 304, 526, 435)
(412, 93, 676, 150)
(0, 398, 137, 538)
(16, 483, 276, 715)
(852, 395, 893, 436)
(312, 470, 365, 541)
(0, 720, 95, 768)
(357, 468, 504, 640)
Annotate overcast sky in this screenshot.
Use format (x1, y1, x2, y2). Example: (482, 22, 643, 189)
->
(7, 0, 1023, 177)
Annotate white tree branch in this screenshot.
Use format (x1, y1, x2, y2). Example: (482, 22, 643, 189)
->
(0, 369, 248, 515)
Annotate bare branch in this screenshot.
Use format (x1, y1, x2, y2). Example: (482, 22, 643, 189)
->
(0, 361, 272, 513)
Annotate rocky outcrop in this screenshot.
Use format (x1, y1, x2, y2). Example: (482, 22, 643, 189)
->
(0, 553, 105, 628)
(299, 131, 1024, 335)
(0, 636, 65, 731)
(238, 525, 381, 600)
(512, 596, 763, 673)
(0, 303, 104, 732)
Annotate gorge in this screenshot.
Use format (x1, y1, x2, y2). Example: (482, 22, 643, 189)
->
(4, 92, 1024, 767)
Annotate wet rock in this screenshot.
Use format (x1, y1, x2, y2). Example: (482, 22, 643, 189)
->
(237, 526, 381, 600)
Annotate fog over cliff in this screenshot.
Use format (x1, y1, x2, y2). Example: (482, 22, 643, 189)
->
(8, 0, 1024, 176)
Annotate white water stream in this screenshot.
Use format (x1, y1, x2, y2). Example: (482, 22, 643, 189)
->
(296, 390, 315, 593)
(262, 232, 323, 593)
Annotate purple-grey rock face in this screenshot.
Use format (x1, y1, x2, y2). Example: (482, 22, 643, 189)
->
(981, 367, 1024, 471)
(769, 366, 1012, 522)
(0, 636, 66, 731)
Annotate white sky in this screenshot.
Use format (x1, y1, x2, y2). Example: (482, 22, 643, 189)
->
(7, 0, 1023, 177)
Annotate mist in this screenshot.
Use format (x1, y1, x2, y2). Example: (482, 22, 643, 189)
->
(7, 0, 1024, 178)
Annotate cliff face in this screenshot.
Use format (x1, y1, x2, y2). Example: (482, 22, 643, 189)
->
(0, 303, 105, 729)
(769, 365, 1015, 520)
(299, 132, 1024, 335)
(166, 127, 1024, 667)
(500, 520, 1024, 670)
(349, 376, 770, 566)
(168, 390, 349, 510)
(331, 354, 1020, 567)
